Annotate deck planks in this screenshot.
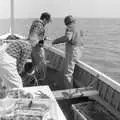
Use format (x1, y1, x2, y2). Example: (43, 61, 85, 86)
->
(53, 87, 98, 100)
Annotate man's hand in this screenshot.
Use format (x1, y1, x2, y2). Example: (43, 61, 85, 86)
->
(35, 62, 46, 73)
(52, 40, 56, 45)
(44, 36, 52, 41)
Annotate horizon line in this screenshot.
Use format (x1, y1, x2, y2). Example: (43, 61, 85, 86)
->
(0, 17, 120, 19)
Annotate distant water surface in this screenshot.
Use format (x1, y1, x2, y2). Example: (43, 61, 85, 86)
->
(0, 18, 120, 82)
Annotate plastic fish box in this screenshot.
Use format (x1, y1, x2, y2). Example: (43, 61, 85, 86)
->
(72, 101, 118, 120)
(0, 98, 58, 120)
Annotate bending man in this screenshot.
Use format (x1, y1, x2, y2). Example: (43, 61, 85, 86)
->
(0, 12, 51, 89)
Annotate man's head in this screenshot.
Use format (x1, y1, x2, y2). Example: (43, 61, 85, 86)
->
(64, 15, 75, 26)
(40, 12, 51, 25)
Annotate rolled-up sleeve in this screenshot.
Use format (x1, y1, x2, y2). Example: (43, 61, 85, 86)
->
(28, 20, 45, 40)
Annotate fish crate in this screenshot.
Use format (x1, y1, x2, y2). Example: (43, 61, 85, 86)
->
(0, 98, 58, 120)
(72, 100, 118, 120)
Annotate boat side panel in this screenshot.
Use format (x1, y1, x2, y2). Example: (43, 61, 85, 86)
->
(45, 46, 120, 114)
(73, 63, 120, 114)
(75, 60, 120, 92)
(45, 47, 65, 72)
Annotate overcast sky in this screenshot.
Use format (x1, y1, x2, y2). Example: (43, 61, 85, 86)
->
(0, 0, 120, 18)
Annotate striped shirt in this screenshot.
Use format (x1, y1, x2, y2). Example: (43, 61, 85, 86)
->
(28, 19, 45, 40)
(6, 40, 32, 74)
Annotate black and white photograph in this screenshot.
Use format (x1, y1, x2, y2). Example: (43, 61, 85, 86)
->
(0, 0, 120, 120)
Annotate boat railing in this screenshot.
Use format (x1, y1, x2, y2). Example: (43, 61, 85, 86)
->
(45, 45, 120, 92)
(45, 45, 65, 71)
(0, 39, 120, 118)
(1, 40, 120, 116)
(45, 45, 120, 118)
(74, 60, 120, 118)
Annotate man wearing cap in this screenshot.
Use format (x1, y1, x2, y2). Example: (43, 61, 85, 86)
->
(0, 12, 51, 89)
(52, 15, 83, 89)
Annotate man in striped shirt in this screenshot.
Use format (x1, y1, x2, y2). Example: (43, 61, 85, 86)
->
(0, 12, 51, 89)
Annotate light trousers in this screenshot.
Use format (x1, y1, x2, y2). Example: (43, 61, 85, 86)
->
(64, 44, 82, 89)
(0, 43, 23, 89)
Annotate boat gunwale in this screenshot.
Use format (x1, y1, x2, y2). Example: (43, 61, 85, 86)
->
(1, 40, 120, 93)
(47, 45, 120, 93)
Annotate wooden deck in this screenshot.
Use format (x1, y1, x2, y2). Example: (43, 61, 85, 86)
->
(23, 66, 74, 120)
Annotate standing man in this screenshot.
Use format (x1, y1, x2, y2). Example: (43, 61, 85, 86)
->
(29, 12, 52, 82)
(28, 12, 51, 45)
(0, 12, 51, 89)
(52, 15, 83, 89)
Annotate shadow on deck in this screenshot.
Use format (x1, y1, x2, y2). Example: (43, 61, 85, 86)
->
(23, 66, 88, 120)
(42, 67, 75, 120)
(23, 66, 65, 90)
(45, 67, 90, 120)
(45, 67, 65, 90)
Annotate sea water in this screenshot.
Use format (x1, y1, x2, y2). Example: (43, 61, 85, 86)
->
(0, 18, 119, 82)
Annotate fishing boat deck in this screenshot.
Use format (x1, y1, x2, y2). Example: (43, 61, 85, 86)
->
(1, 40, 120, 120)
(25, 66, 76, 120)
(33, 66, 98, 120)
(40, 65, 120, 120)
